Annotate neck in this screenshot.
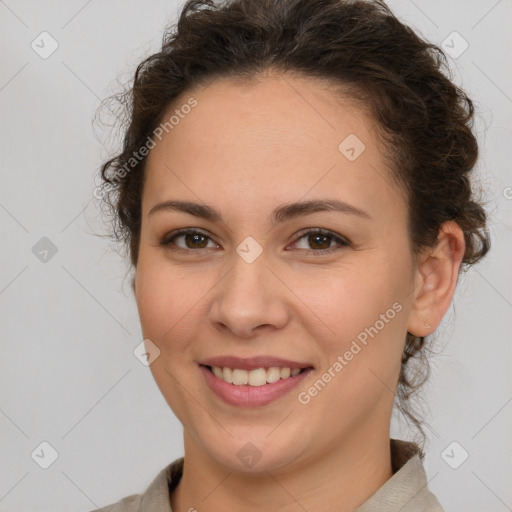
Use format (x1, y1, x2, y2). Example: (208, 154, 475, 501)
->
(170, 426, 393, 512)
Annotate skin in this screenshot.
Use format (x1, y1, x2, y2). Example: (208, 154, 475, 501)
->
(134, 72, 465, 512)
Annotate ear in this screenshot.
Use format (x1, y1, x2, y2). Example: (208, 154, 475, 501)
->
(131, 274, 136, 295)
(407, 221, 466, 337)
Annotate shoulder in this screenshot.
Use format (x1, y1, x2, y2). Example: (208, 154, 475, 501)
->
(355, 439, 444, 512)
(88, 458, 184, 512)
(92, 493, 142, 512)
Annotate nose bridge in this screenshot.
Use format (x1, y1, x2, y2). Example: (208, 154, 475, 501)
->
(210, 246, 289, 336)
(223, 247, 274, 309)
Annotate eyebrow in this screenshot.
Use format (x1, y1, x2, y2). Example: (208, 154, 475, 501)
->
(148, 198, 371, 225)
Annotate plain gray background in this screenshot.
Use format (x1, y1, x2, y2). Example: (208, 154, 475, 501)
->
(1, 1, 511, 511)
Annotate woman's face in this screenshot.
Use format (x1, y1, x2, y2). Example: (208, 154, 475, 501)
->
(135, 75, 420, 472)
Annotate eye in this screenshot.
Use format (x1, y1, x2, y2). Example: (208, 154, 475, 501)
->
(289, 228, 350, 255)
(159, 227, 350, 255)
(159, 229, 219, 252)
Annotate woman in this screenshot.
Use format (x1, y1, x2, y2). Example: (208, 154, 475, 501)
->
(94, 0, 490, 510)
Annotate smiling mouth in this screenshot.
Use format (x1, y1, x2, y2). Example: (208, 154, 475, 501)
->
(202, 365, 311, 386)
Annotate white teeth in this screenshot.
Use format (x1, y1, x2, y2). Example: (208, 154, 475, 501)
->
(210, 365, 306, 386)
(267, 367, 281, 383)
(248, 368, 267, 386)
(232, 369, 248, 385)
(222, 367, 233, 384)
(280, 367, 291, 379)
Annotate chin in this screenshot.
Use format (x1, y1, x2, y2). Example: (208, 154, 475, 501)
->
(196, 430, 307, 474)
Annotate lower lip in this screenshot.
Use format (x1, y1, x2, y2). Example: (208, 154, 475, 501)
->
(200, 365, 313, 407)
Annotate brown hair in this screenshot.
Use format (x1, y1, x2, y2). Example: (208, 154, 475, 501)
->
(98, 0, 490, 448)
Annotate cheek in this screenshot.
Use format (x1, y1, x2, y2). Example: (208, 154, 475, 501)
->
(136, 260, 187, 342)
(135, 261, 205, 415)
(297, 258, 410, 352)
(135, 257, 218, 357)
(298, 266, 409, 399)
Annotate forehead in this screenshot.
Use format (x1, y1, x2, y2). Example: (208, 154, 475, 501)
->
(142, 75, 406, 223)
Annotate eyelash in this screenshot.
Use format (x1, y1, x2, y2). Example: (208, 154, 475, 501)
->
(159, 228, 351, 256)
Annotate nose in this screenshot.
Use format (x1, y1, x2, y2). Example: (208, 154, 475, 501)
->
(208, 251, 290, 339)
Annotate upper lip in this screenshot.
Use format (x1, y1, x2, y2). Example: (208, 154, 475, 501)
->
(199, 356, 313, 371)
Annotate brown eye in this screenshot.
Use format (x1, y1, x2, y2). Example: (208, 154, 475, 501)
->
(307, 233, 332, 250)
(290, 229, 350, 254)
(160, 229, 218, 251)
(181, 232, 209, 249)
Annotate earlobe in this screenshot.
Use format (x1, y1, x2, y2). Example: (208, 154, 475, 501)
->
(407, 221, 466, 336)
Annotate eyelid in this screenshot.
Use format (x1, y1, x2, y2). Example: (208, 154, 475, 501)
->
(287, 228, 351, 255)
(159, 228, 219, 249)
(159, 227, 351, 253)
(291, 227, 351, 246)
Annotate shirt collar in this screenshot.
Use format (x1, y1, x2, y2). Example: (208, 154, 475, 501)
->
(354, 439, 444, 511)
(137, 438, 443, 511)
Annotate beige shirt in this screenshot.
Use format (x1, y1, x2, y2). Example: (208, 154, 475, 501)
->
(92, 439, 444, 511)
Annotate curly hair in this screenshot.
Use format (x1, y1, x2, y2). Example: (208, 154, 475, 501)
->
(97, 0, 490, 449)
